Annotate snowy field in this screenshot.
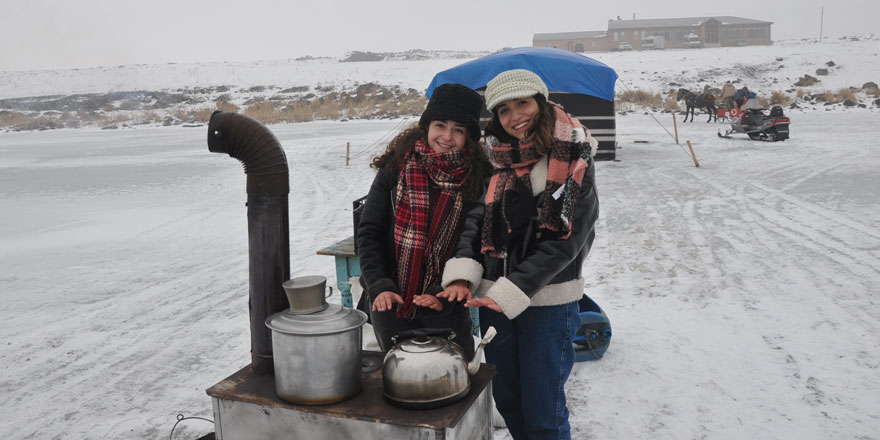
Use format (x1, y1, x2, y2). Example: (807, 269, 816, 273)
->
(2, 36, 880, 439)
(2, 109, 879, 439)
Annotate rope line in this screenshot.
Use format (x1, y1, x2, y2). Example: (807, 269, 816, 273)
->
(348, 116, 413, 161)
(616, 79, 693, 158)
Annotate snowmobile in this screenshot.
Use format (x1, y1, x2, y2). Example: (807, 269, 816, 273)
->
(718, 105, 790, 141)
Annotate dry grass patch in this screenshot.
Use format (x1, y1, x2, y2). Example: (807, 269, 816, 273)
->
(663, 96, 680, 112)
(242, 101, 279, 123)
(617, 90, 663, 108)
(835, 87, 857, 102)
(237, 89, 427, 124)
(279, 101, 315, 122)
(376, 96, 427, 115)
(0, 111, 30, 128)
(311, 99, 345, 120)
(174, 107, 215, 123)
(14, 116, 65, 131)
(188, 107, 216, 123)
(107, 113, 133, 124)
(132, 111, 164, 125)
(769, 91, 791, 106)
(216, 101, 239, 112)
(820, 90, 837, 103)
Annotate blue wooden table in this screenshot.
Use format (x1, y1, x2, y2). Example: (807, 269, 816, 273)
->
(316, 236, 360, 308)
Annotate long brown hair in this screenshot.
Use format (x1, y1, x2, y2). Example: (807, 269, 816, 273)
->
(371, 123, 489, 201)
(485, 94, 556, 155)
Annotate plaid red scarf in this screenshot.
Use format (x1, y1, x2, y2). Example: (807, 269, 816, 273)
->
(482, 103, 590, 258)
(394, 140, 468, 318)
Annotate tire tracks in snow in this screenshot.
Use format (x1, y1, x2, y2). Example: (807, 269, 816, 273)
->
(677, 167, 880, 437)
(741, 181, 880, 282)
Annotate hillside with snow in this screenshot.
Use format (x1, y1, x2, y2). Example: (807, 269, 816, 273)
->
(1, 36, 878, 133)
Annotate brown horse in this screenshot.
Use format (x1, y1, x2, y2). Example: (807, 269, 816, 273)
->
(677, 88, 717, 123)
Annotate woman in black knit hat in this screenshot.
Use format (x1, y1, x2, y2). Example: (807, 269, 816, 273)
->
(356, 83, 488, 356)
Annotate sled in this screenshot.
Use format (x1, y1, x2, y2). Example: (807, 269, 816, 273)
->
(573, 294, 612, 362)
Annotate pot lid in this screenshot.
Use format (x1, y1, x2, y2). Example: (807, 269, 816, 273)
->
(265, 304, 367, 335)
(397, 336, 449, 354)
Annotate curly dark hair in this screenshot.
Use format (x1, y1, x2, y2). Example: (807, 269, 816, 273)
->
(484, 94, 556, 155)
(370, 123, 489, 201)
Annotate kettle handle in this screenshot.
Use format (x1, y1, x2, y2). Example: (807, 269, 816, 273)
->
(392, 328, 456, 344)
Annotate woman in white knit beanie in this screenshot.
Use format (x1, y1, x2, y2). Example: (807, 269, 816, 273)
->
(439, 69, 599, 440)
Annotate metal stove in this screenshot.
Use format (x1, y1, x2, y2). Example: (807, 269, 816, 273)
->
(207, 351, 495, 439)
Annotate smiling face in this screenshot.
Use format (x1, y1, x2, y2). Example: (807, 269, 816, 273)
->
(426, 120, 468, 153)
(495, 96, 539, 140)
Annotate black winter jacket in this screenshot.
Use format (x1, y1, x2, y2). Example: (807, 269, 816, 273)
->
(356, 167, 477, 318)
(441, 153, 599, 320)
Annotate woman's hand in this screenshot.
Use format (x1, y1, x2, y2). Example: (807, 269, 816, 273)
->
(372, 291, 404, 312)
(413, 294, 443, 311)
(437, 280, 472, 302)
(465, 297, 504, 313)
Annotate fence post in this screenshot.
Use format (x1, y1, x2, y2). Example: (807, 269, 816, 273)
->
(673, 113, 680, 144)
(686, 140, 700, 168)
(346, 142, 350, 166)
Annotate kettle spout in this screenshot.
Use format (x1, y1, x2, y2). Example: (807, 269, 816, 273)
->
(467, 326, 497, 375)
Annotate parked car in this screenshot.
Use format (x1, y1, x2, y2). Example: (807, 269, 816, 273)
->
(618, 41, 633, 51)
(734, 39, 747, 46)
(684, 33, 701, 49)
(641, 36, 665, 50)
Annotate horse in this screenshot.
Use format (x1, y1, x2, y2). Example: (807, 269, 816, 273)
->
(676, 88, 717, 123)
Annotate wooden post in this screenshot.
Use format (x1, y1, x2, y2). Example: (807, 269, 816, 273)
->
(345, 142, 350, 166)
(673, 113, 680, 144)
(686, 140, 700, 168)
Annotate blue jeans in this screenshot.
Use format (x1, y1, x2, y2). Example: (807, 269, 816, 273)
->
(480, 302, 580, 440)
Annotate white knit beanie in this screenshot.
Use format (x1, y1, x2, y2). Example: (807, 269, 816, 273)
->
(484, 69, 549, 111)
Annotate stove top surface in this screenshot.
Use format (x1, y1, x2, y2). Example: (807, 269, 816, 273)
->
(206, 350, 496, 430)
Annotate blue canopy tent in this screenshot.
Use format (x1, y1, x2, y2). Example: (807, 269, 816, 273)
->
(427, 47, 617, 100)
(426, 47, 620, 161)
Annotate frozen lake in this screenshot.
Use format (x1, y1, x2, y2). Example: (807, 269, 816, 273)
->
(2, 111, 879, 439)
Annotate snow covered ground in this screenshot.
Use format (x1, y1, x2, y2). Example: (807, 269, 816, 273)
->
(3, 110, 879, 439)
(2, 37, 879, 439)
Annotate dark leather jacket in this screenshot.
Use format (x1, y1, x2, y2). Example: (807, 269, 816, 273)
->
(442, 154, 598, 319)
(356, 167, 401, 301)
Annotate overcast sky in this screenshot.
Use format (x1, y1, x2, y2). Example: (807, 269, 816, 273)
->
(1, 0, 876, 71)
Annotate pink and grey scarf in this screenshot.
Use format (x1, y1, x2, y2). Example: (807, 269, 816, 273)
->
(482, 103, 590, 258)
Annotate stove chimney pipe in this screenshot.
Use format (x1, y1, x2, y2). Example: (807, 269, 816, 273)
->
(207, 111, 290, 375)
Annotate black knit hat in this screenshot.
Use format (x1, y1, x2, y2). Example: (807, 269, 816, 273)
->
(419, 83, 483, 141)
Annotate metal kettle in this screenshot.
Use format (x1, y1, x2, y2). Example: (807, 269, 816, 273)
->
(382, 327, 496, 409)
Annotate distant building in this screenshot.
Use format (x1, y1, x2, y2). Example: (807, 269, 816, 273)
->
(532, 31, 611, 53)
(533, 16, 772, 52)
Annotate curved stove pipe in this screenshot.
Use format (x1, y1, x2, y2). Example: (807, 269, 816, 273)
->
(207, 111, 290, 375)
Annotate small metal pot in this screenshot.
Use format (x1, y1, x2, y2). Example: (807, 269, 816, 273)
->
(282, 275, 332, 314)
(382, 327, 496, 409)
(266, 276, 367, 405)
